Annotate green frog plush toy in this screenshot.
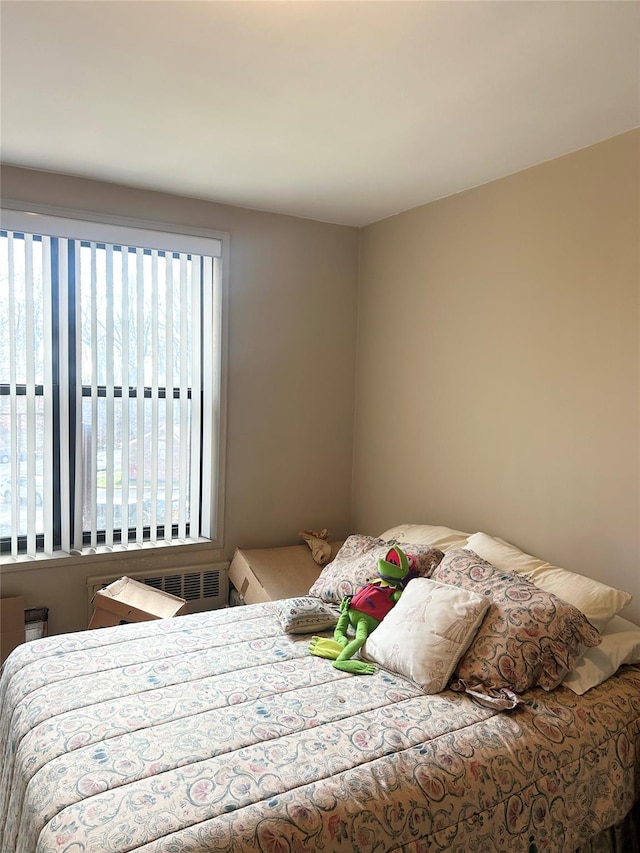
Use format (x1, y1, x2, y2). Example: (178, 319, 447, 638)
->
(309, 545, 416, 674)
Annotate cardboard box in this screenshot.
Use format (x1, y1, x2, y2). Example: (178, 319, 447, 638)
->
(228, 542, 343, 605)
(25, 607, 49, 641)
(1, 596, 25, 664)
(89, 576, 186, 629)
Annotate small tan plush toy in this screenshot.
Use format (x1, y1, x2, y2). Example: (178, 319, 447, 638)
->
(299, 528, 332, 565)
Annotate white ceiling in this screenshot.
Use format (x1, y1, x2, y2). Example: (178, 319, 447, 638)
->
(1, 0, 639, 227)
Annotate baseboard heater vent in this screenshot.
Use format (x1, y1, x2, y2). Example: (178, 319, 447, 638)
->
(87, 562, 229, 622)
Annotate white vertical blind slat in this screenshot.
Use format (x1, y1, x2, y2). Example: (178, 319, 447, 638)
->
(149, 250, 159, 544)
(135, 248, 145, 545)
(6, 233, 19, 555)
(176, 253, 189, 541)
(199, 256, 217, 540)
(189, 257, 205, 540)
(89, 243, 98, 548)
(72, 242, 83, 553)
(58, 239, 71, 554)
(105, 244, 115, 548)
(164, 253, 174, 543)
(42, 236, 54, 555)
(23, 234, 37, 556)
(120, 246, 130, 545)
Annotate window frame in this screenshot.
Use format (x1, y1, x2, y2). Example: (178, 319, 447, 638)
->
(0, 202, 229, 558)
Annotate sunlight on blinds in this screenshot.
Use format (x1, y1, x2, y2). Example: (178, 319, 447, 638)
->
(0, 231, 53, 557)
(1, 210, 224, 559)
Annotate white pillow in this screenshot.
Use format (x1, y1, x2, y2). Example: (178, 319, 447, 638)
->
(464, 532, 548, 576)
(562, 616, 640, 694)
(380, 523, 471, 552)
(362, 577, 490, 693)
(465, 532, 632, 632)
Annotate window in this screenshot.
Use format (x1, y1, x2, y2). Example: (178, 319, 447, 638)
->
(0, 208, 227, 558)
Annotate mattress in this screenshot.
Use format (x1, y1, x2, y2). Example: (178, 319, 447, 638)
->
(1, 602, 639, 853)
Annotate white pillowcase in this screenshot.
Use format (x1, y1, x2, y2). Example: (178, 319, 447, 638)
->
(464, 532, 549, 576)
(562, 616, 640, 694)
(464, 532, 632, 632)
(380, 523, 471, 552)
(362, 577, 490, 693)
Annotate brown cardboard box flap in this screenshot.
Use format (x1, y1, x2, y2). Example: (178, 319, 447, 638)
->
(229, 542, 343, 605)
(89, 577, 186, 628)
(1, 596, 25, 664)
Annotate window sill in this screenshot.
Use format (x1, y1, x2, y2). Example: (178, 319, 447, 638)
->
(0, 537, 224, 574)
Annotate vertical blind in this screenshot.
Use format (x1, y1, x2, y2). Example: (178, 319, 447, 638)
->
(0, 210, 225, 559)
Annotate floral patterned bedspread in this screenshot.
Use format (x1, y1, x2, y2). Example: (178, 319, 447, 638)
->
(1, 603, 639, 853)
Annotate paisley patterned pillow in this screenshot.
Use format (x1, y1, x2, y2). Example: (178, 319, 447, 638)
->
(308, 534, 444, 605)
(431, 549, 602, 693)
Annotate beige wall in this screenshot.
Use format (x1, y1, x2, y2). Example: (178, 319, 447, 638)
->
(0, 166, 359, 633)
(2, 130, 639, 633)
(354, 130, 640, 624)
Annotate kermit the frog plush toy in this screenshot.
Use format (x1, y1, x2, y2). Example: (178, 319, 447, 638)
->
(309, 545, 416, 674)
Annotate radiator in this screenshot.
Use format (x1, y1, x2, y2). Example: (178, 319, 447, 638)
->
(87, 562, 229, 622)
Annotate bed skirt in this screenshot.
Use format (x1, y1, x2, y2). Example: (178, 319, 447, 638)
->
(578, 799, 639, 853)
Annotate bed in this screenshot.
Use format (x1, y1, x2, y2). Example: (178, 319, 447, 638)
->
(1, 529, 639, 853)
